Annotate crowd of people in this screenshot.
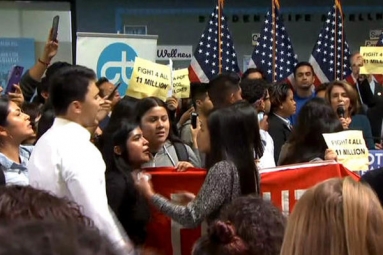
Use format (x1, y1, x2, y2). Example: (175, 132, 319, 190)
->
(0, 28, 383, 255)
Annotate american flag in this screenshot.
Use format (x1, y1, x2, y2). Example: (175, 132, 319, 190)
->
(309, 0, 351, 84)
(248, 0, 298, 83)
(377, 31, 383, 46)
(189, 4, 240, 83)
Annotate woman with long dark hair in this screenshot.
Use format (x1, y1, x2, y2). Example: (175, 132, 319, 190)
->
(278, 97, 342, 165)
(134, 101, 262, 228)
(0, 96, 34, 186)
(97, 96, 139, 165)
(105, 119, 151, 246)
(135, 97, 200, 170)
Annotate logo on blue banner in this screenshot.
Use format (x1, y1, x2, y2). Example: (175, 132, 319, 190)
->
(96, 43, 137, 96)
(369, 150, 383, 170)
(0, 38, 35, 91)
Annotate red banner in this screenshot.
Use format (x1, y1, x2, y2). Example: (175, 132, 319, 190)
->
(260, 161, 359, 214)
(144, 167, 207, 255)
(143, 162, 358, 255)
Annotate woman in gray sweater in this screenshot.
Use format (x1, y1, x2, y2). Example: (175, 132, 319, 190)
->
(135, 97, 201, 170)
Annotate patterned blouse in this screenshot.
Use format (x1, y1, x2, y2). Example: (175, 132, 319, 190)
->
(151, 160, 241, 228)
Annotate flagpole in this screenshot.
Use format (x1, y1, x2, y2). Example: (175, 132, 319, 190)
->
(337, 0, 344, 80)
(334, 0, 338, 80)
(218, 0, 224, 74)
(272, 0, 277, 82)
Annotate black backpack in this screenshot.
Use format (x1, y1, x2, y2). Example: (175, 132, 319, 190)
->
(173, 142, 189, 162)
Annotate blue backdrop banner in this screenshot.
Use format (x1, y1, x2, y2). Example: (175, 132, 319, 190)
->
(369, 150, 383, 170)
(0, 38, 35, 90)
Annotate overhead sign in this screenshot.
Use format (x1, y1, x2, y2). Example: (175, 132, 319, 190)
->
(76, 32, 158, 96)
(123, 25, 147, 35)
(252, 33, 260, 46)
(156, 45, 193, 61)
(369, 29, 382, 39)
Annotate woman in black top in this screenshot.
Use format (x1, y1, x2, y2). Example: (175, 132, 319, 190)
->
(104, 119, 151, 246)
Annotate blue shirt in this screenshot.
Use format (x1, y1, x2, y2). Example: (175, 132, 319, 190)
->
(0, 145, 33, 186)
(289, 92, 316, 126)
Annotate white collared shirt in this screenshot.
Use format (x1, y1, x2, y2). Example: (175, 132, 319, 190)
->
(258, 130, 276, 169)
(28, 118, 131, 251)
(370, 79, 376, 95)
(273, 113, 292, 130)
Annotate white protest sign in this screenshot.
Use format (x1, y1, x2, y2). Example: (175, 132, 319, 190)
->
(323, 130, 369, 171)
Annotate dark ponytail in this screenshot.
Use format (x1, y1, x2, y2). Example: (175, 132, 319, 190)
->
(192, 220, 249, 255)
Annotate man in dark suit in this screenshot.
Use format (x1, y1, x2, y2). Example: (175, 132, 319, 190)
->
(366, 75, 383, 102)
(346, 53, 377, 112)
(367, 98, 383, 149)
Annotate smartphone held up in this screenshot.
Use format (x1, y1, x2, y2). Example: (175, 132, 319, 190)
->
(51, 15, 60, 42)
(191, 112, 198, 129)
(4, 66, 24, 94)
(107, 82, 121, 101)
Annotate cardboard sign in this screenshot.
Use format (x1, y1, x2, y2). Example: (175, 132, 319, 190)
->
(359, 47, 383, 74)
(323, 130, 369, 171)
(172, 69, 190, 99)
(126, 57, 171, 101)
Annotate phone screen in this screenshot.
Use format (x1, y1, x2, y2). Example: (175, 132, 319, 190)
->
(51, 16, 60, 41)
(107, 82, 121, 100)
(5, 66, 24, 94)
(191, 112, 198, 129)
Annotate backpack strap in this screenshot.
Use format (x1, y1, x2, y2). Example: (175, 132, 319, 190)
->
(0, 168, 5, 186)
(173, 142, 189, 162)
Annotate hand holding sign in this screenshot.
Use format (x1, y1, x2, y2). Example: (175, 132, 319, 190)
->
(127, 57, 171, 101)
(323, 130, 369, 171)
(359, 47, 383, 75)
(172, 69, 190, 99)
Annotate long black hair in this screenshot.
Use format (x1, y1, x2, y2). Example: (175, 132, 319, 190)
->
(206, 101, 261, 195)
(104, 119, 150, 245)
(0, 96, 10, 127)
(281, 97, 343, 165)
(97, 96, 139, 161)
(110, 119, 141, 172)
(135, 96, 182, 144)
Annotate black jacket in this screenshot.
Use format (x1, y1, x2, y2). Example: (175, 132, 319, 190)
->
(267, 113, 292, 163)
(105, 161, 151, 246)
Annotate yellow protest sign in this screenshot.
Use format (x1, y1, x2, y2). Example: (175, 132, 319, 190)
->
(172, 69, 190, 99)
(126, 57, 171, 101)
(359, 47, 383, 74)
(323, 130, 369, 171)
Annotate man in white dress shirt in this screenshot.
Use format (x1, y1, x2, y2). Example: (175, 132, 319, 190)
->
(28, 65, 133, 254)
